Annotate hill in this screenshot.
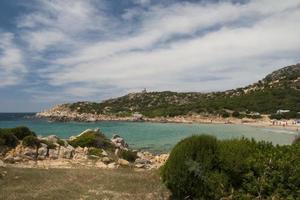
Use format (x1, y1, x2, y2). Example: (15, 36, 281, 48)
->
(40, 64, 300, 120)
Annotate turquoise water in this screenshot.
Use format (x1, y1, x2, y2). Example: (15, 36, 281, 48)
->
(0, 113, 297, 152)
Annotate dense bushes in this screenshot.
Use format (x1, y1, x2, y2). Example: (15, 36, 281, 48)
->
(161, 135, 226, 199)
(69, 131, 113, 150)
(0, 130, 19, 148)
(9, 126, 36, 140)
(22, 135, 41, 148)
(161, 135, 300, 200)
(118, 149, 137, 162)
(88, 148, 103, 157)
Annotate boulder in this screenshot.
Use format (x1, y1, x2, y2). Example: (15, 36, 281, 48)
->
(48, 149, 59, 159)
(112, 134, 120, 139)
(101, 150, 108, 156)
(13, 156, 23, 162)
(59, 145, 74, 159)
(101, 157, 112, 164)
(38, 143, 48, 157)
(0, 160, 5, 167)
(23, 147, 36, 158)
(42, 135, 59, 143)
(135, 158, 151, 165)
(107, 162, 118, 169)
(95, 161, 107, 168)
(118, 158, 130, 166)
(135, 163, 145, 168)
(111, 135, 128, 149)
(4, 155, 14, 163)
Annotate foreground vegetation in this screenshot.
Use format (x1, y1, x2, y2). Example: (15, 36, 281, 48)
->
(0, 168, 169, 200)
(161, 135, 300, 200)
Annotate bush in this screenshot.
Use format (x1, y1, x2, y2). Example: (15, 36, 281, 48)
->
(40, 140, 56, 149)
(88, 148, 103, 157)
(57, 139, 66, 146)
(0, 130, 19, 148)
(161, 135, 227, 200)
(9, 126, 36, 140)
(69, 131, 113, 150)
(22, 135, 41, 148)
(221, 112, 230, 118)
(232, 111, 240, 118)
(119, 149, 137, 162)
(161, 136, 300, 199)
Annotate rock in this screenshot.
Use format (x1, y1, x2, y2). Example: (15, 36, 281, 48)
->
(38, 143, 48, 157)
(89, 155, 100, 159)
(107, 162, 118, 169)
(42, 135, 59, 143)
(95, 161, 107, 168)
(48, 149, 59, 159)
(23, 147, 37, 158)
(83, 147, 89, 155)
(111, 134, 128, 149)
(101, 150, 108, 156)
(101, 157, 111, 164)
(135, 163, 145, 168)
(13, 156, 23, 162)
(115, 148, 119, 156)
(0, 160, 6, 167)
(4, 155, 15, 163)
(137, 152, 144, 159)
(135, 158, 151, 165)
(118, 158, 130, 166)
(112, 134, 120, 139)
(94, 128, 100, 133)
(59, 145, 74, 159)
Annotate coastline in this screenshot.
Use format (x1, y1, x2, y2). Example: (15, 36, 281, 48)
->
(36, 109, 300, 133)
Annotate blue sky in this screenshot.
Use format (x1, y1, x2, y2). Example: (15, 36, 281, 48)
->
(0, 0, 300, 112)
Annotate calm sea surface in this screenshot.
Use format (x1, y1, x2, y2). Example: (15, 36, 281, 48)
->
(0, 113, 297, 152)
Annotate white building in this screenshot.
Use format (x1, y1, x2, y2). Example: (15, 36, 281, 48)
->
(276, 110, 290, 114)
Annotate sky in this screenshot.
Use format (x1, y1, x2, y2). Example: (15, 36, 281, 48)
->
(0, 0, 300, 112)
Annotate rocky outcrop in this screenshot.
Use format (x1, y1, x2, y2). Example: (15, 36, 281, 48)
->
(111, 134, 128, 149)
(0, 128, 169, 170)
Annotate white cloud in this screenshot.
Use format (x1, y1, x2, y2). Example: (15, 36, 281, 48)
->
(11, 0, 300, 102)
(0, 32, 26, 87)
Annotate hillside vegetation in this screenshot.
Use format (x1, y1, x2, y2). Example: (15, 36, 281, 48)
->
(63, 64, 300, 118)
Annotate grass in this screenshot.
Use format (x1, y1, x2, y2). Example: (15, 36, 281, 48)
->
(0, 167, 169, 200)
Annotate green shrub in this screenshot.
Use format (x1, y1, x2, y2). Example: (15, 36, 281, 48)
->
(161, 135, 227, 200)
(0, 130, 19, 148)
(232, 111, 240, 118)
(222, 112, 230, 118)
(161, 136, 300, 199)
(22, 135, 41, 148)
(40, 140, 56, 149)
(9, 126, 36, 140)
(56, 139, 66, 146)
(119, 149, 137, 162)
(69, 131, 113, 150)
(88, 148, 102, 157)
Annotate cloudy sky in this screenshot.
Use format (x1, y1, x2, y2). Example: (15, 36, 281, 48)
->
(0, 0, 300, 112)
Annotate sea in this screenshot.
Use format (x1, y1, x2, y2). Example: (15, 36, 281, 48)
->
(0, 113, 298, 153)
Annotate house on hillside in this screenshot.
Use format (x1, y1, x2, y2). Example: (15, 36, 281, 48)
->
(276, 109, 290, 114)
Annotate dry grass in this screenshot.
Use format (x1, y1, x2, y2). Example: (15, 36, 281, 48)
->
(0, 167, 169, 200)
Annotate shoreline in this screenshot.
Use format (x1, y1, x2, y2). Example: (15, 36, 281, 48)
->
(36, 113, 300, 134)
